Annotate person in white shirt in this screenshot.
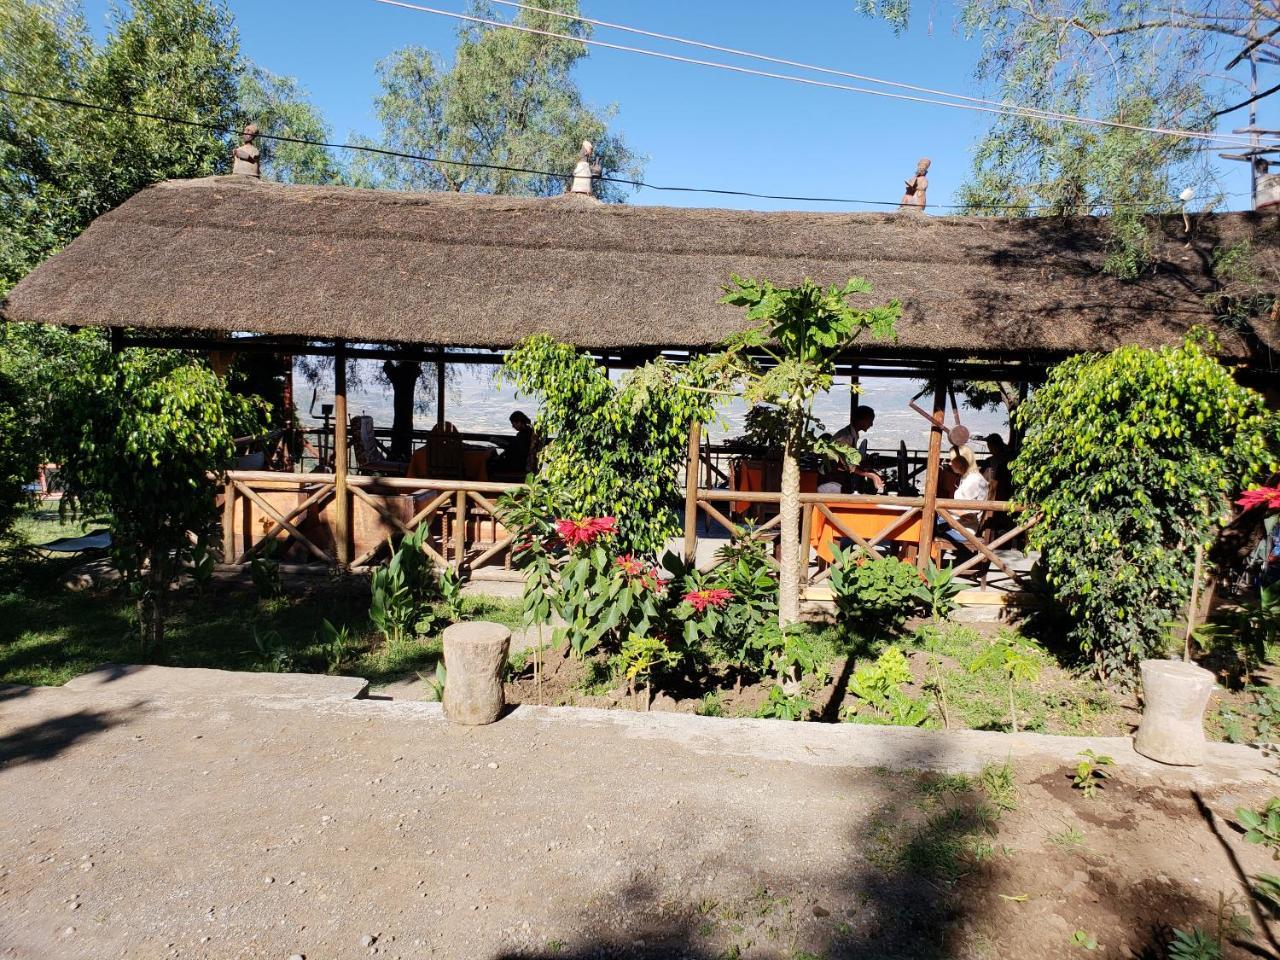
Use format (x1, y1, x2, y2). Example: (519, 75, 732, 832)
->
(941, 445, 989, 543)
(831, 405, 884, 492)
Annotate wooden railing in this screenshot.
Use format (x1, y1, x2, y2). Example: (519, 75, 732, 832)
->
(690, 488, 1041, 590)
(219, 470, 523, 574)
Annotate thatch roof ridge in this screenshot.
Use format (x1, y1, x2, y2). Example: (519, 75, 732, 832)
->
(5, 175, 1278, 362)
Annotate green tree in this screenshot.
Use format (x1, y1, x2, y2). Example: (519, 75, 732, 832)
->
(706, 276, 900, 625)
(237, 67, 345, 185)
(501, 335, 715, 557)
(0, 364, 37, 541)
(58, 349, 267, 648)
(0, 0, 341, 295)
(858, 0, 1268, 276)
(352, 0, 643, 200)
(1013, 334, 1279, 680)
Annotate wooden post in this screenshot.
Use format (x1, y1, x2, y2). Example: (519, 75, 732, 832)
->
(916, 365, 948, 572)
(848, 365, 860, 423)
(683, 420, 701, 563)
(221, 480, 236, 563)
(436, 359, 446, 428)
(454, 488, 467, 569)
(333, 340, 350, 567)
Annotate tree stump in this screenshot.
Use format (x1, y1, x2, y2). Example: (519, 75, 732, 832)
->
(1133, 659, 1216, 766)
(441, 621, 511, 726)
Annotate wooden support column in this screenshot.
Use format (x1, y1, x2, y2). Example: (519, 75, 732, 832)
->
(848, 364, 860, 423)
(221, 480, 236, 562)
(916, 364, 948, 572)
(683, 420, 701, 563)
(333, 340, 351, 567)
(436, 359, 446, 428)
(454, 489, 467, 569)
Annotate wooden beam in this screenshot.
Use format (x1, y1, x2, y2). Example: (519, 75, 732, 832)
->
(231, 480, 333, 564)
(333, 339, 350, 567)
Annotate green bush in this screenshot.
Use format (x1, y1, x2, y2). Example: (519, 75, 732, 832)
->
(829, 548, 921, 633)
(1015, 334, 1279, 680)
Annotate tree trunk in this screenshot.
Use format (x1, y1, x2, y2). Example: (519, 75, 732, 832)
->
(139, 546, 166, 650)
(778, 431, 802, 627)
(383, 361, 422, 461)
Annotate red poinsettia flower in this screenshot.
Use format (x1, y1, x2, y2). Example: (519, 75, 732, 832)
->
(1236, 486, 1280, 511)
(684, 588, 733, 613)
(615, 554, 645, 577)
(554, 516, 617, 548)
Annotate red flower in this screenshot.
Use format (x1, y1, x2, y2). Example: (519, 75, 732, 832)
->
(1237, 486, 1280, 511)
(684, 588, 733, 612)
(615, 554, 645, 577)
(554, 516, 617, 548)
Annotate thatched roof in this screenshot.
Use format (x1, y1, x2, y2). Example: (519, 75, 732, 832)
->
(5, 175, 1279, 362)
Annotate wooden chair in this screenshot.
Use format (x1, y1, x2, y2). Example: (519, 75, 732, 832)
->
(425, 422, 465, 480)
(350, 415, 408, 476)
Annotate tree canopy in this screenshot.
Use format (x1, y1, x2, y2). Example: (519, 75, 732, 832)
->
(351, 0, 643, 200)
(0, 0, 336, 296)
(859, 0, 1271, 275)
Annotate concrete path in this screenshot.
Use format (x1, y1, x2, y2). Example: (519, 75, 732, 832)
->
(0, 675, 1276, 960)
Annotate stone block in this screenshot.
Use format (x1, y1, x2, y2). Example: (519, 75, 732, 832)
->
(1133, 659, 1216, 766)
(442, 622, 511, 725)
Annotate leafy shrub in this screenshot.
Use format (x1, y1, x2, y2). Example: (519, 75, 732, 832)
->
(829, 547, 921, 633)
(970, 632, 1043, 732)
(913, 561, 964, 622)
(501, 335, 716, 556)
(844, 646, 928, 726)
(1014, 334, 1280, 680)
(756, 685, 812, 721)
(249, 543, 282, 600)
(370, 526, 438, 646)
(615, 634, 682, 707)
(319, 618, 354, 674)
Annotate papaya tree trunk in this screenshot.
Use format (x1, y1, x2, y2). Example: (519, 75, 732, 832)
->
(778, 423, 803, 627)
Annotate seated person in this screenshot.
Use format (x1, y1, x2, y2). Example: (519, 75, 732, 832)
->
(938, 445, 989, 546)
(491, 411, 535, 475)
(979, 433, 1012, 500)
(831, 405, 884, 493)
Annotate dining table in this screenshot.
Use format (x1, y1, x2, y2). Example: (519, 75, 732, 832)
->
(809, 501, 924, 564)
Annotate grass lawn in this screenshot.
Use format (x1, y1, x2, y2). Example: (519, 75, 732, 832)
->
(3, 506, 1274, 745)
(0, 508, 521, 689)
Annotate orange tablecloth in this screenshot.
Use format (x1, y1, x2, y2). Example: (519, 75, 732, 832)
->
(406, 446, 490, 482)
(731, 460, 817, 513)
(809, 503, 923, 564)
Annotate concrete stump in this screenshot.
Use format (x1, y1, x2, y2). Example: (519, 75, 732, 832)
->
(441, 621, 511, 726)
(1133, 659, 1216, 766)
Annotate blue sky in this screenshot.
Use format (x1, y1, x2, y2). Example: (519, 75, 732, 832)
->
(78, 0, 1256, 213)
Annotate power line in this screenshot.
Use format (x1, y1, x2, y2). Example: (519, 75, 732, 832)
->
(488, 0, 1245, 143)
(0, 84, 1240, 212)
(371, 0, 1279, 151)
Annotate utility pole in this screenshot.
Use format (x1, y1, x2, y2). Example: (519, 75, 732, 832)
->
(1219, 20, 1280, 208)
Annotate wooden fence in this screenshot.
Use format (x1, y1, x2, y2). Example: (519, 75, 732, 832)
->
(219, 470, 523, 575)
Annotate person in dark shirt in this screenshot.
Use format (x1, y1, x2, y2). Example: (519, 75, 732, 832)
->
(493, 411, 534, 476)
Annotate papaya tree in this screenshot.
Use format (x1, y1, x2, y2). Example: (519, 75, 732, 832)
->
(703, 276, 899, 625)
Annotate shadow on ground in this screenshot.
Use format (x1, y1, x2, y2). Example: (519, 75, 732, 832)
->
(491, 739, 1274, 960)
(0, 696, 137, 771)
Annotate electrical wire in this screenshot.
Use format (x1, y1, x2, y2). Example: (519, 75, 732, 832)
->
(371, 0, 1279, 150)
(487, 0, 1241, 140)
(0, 84, 1243, 212)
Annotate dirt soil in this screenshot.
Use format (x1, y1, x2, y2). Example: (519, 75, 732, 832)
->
(1, 682, 1278, 960)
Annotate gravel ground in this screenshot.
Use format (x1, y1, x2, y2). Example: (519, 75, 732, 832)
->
(0, 679, 1276, 960)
